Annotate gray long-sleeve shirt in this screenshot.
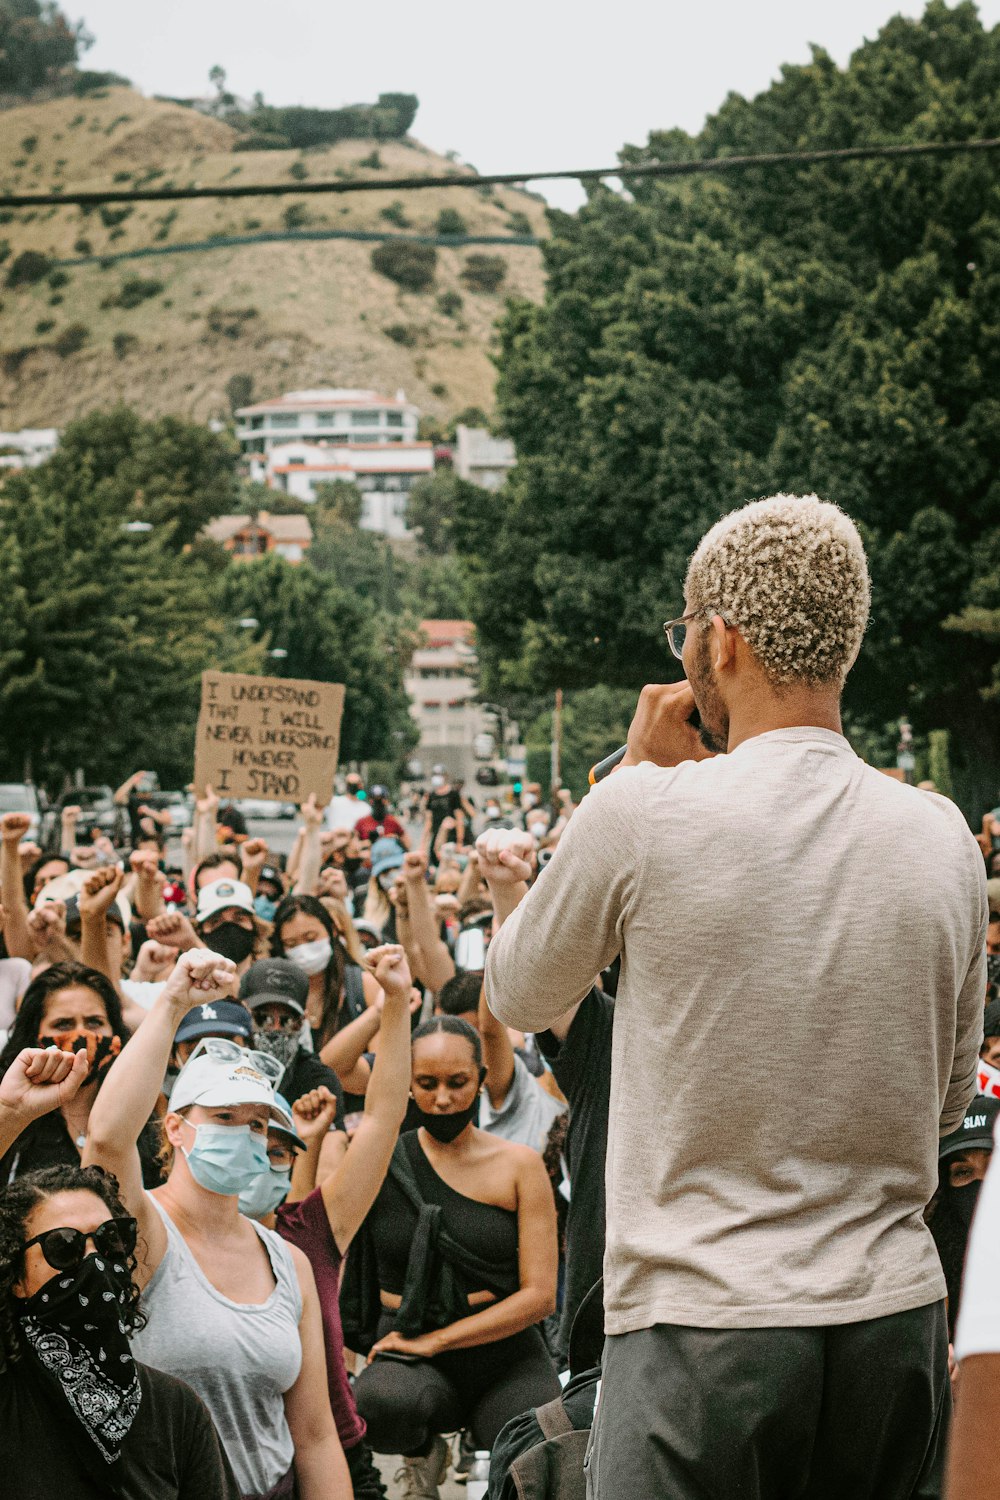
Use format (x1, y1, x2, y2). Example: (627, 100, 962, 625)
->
(485, 727, 986, 1334)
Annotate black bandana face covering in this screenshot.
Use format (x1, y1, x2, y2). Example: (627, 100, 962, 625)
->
(18, 1251, 141, 1468)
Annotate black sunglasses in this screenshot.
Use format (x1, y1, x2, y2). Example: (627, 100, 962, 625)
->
(23, 1216, 138, 1272)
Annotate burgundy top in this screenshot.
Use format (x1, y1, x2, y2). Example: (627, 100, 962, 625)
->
(276, 1189, 366, 1449)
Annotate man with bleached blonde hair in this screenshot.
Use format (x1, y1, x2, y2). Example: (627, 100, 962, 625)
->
(484, 494, 986, 1500)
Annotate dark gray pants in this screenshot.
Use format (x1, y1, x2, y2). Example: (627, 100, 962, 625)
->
(587, 1301, 949, 1500)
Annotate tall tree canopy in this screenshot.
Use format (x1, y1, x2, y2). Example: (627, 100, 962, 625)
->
(458, 0, 1000, 810)
(0, 1, 86, 94)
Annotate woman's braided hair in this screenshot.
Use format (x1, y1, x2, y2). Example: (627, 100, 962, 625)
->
(0, 1164, 146, 1373)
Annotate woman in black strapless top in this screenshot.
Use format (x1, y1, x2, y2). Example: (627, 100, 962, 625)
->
(350, 1016, 560, 1479)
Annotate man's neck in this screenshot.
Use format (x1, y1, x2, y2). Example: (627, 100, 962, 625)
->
(726, 690, 843, 753)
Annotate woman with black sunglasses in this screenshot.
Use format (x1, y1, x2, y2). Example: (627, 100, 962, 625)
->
(0, 1041, 240, 1499)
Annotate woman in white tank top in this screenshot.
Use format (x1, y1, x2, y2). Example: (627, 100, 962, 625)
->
(84, 950, 351, 1500)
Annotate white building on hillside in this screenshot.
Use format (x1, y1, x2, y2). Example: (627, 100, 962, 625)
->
(0, 428, 59, 471)
(405, 620, 496, 790)
(453, 424, 515, 490)
(235, 388, 432, 538)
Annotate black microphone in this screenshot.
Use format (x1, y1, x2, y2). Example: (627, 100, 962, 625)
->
(589, 746, 628, 785)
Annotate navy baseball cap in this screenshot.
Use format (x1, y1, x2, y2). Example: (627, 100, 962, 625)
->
(240, 958, 308, 1017)
(174, 1001, 254, 1046)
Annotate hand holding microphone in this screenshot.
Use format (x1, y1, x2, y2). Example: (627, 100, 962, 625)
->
(590, 682, 715, 783)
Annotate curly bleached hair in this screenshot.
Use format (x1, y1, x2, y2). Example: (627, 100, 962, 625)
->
(684, 494, 870, 688)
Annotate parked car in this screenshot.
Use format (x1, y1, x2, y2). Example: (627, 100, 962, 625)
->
(0, 783, 44, 844)
(233, 798, 298, 821)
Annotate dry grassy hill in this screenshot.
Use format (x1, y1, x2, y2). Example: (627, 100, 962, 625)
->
(0, 87, 549, 428)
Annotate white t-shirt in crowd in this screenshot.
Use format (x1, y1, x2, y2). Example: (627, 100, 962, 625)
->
(0, 958, 31, 1032)
(954, 1116, 1000, 1360)
(325, 795, 365, 832)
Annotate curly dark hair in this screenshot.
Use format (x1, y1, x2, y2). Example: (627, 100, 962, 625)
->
(0, 963, 128, 1080)
(271, 894, 350, 1048)
(0, 1163, 145, 1373)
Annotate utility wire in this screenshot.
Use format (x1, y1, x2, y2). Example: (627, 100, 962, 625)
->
(3, 136, 1000, 209)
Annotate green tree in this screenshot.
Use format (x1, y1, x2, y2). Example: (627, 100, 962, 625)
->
(0, 464, 262, 788)
(220, 556, 417, 764)
(38, 405, 241, 548)
(460, 0, 1000, 813)
(407, 470, 481, 555)
(313, 479, 364, 529)
(0, 0, 85, 95)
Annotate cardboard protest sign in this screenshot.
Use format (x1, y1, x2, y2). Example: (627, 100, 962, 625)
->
(193, 671, 345, 806)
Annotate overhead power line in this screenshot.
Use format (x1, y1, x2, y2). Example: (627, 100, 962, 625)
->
(2, 136, 1000, 210)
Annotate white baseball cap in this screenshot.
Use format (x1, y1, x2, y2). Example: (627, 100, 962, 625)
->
(170, 1045, 283, 1120)
(196, 878, 255, 925)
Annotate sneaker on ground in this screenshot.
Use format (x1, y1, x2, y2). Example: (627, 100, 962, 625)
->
(393, 1434, 450, 1500)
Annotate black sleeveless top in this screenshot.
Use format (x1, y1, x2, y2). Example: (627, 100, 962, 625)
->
(369, 1131, 519, 1297)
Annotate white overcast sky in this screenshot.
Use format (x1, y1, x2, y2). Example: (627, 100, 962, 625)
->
(75, 0, 1000, 209)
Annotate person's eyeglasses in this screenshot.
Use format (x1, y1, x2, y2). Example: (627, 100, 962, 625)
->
(23, 1216, 138, 1272)
(663, 609, 723, 661)
(184, 1035, 284, 1086)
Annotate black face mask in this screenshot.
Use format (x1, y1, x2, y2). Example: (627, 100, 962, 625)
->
(951, 1179, 982, 1232)
(416, 1067, 486, 1143)
(18, 1251, 140, 1471)
(204, 921, 255, 964)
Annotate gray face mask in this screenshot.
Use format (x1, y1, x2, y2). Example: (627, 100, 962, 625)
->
(251, 1028, 299, 1071)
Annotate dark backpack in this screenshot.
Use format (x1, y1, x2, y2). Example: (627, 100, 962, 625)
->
(488, 1368, 599, 1500)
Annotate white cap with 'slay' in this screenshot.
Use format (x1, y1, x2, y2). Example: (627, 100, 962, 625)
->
(169, 1050, 283, 1120)
(196, 878, 255, 925)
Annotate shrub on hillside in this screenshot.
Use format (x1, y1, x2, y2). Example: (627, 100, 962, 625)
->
(112, 331, 138, 359)
(6, 250, 53, 287)
(283, 203, 309, 231)
(99, 205, 133, 229)
(460, 253, 507, 292)
(35, 318, 54, 334)
(380, 201, 410, 228)
(507, 210, 532, 235)
(101, 275, 164, 309)
(206, 306, 258, 338)
(436, 289, 463, 318)
(73, 236, 92, 255)
(233, 131, 291, 151)
(47, 269, 69, 289)
(436, 208, 468, 237)
(371, 240, 436, 292)
(289, 160, 308, 181)
(383, 322, 421, 347)
(53, 322, 89, 356)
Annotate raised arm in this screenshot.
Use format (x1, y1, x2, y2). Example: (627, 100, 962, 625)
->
(319, 1003, 380, 1096)
(479, 829, 586, 1044)
(484, 771, 644, 1032)
(79, 865, 125, 984)
(59, 804, 81, 859)
(83, 949, 239, 1285)
(1, 813, 34, 960)
(401, 849, 455, 991)
(322, 945, 415, 1253)
(0, 1046, 89, 1157)
(129, 850, 166, 922)
(193, 784, 219, 862)
(478, 976, 515, 1108)
(239, 837, 268, 897)
(293, 795, 324, 896)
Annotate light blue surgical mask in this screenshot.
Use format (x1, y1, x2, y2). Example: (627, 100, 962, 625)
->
(180, 1122, 270, 1196)
(239, 1167, 292, 1219)
(254, 895, 279, 922)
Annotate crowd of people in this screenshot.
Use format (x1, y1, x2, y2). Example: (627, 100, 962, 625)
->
(1, 494, 999, 1499)
(0, 759, 581, 1499)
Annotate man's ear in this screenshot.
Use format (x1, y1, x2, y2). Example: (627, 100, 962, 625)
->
(710, 613, 737, 671)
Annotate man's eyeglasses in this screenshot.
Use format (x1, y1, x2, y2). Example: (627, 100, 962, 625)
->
(662, 609, 725, 661)
(24, 1216, 138, 1272)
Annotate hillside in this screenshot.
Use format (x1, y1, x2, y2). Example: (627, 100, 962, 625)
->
(0, 87, 548, 429)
